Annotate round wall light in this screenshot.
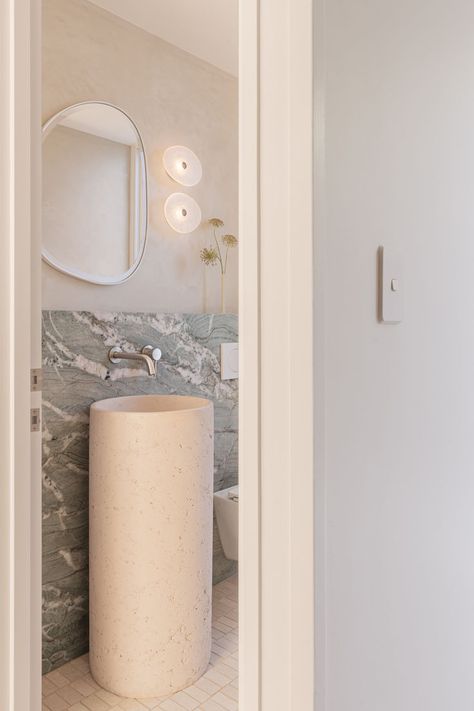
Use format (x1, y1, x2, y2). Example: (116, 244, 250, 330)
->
(163, 145, 202, 187)
(164, 193, 202, 234)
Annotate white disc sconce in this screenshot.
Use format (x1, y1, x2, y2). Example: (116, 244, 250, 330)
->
(163, 145, 202, 187)
(164, 192, 202, 234)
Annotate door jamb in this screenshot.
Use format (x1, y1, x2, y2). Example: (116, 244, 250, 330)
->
(240, 0, 314, 708)
(0, 1, 42, 710)
(1, 0, 315, 708)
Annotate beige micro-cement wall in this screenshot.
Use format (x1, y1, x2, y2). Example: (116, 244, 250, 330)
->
(42, 0, 238, 313)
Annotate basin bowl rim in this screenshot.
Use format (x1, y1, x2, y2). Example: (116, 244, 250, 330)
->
(90, 394, 213, 415)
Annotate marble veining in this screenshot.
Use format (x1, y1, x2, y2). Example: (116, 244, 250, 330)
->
(42, 311, 238, 674)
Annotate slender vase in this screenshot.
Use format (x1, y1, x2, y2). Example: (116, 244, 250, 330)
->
(220, 272, 226, 314)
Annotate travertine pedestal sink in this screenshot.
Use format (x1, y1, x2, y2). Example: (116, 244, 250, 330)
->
(89, 395, 214, 699)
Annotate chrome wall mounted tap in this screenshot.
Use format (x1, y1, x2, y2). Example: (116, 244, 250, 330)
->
(108, 344, 162, 376)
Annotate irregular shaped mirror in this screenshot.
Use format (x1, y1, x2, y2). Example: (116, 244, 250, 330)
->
(42, 102, 148, 285)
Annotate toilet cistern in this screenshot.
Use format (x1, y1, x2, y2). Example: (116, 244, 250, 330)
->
(108, 344, 162, 376)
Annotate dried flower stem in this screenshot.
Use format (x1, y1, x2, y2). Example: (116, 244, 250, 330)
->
(200, 219, 238, 312)
(213, 229, 225, 275)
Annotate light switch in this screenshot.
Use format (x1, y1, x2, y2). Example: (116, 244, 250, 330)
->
(220, 343, 239, 380)
(380, 247, 403, 323)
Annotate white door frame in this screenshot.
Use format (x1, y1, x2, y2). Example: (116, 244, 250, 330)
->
(0, 1, 42, 710)
(240, 0, 314, 708)
(0, 0, 315, 708)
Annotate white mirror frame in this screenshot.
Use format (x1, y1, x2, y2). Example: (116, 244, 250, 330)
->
(41, 101, 148, 285)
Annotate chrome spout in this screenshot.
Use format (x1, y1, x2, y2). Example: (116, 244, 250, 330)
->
(108, 345, 162, 376)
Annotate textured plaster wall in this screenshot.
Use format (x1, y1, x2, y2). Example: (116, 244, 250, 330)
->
(42, 0, 238, 313)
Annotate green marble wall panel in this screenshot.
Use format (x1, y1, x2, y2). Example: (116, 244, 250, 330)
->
(42, 311, 238, 673)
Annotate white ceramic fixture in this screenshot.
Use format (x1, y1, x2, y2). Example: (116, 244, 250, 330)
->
(163, 145, 202, 186)
(214, 485, 239, 561)
(220, 342, 239, 380)
(89, 395, 214, 698)
(164, 192, 202, 234)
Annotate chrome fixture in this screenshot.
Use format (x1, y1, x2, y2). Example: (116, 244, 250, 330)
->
(108, 345, 162, 376)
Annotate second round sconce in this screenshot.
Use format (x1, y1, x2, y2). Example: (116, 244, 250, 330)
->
(164, 192, 202, 234)
(163, 145, 202, 187)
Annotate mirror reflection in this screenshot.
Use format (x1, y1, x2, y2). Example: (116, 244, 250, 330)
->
(42, 102, 147, 284)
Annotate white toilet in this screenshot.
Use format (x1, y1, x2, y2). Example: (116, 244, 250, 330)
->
(214, 485, 239, 561)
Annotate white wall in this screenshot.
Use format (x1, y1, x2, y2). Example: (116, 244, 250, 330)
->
(319, 0, 474, 708)
(42, 0, 238, 313)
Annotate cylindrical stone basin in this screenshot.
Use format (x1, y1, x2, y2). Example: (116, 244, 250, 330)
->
(89, 394, 214, 699)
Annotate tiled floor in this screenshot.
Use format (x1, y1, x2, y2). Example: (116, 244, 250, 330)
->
(42, 576, 238, 711)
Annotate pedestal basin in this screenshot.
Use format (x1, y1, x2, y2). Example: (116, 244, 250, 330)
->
(89, 394, 214, 699)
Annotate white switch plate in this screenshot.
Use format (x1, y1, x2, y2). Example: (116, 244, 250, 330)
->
(221, 342, 239, 380)
(380, 246, 403, 323)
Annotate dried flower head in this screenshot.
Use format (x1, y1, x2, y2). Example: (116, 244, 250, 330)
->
(200, 246, 219, 266)
(208, 217, 224, 228)
(222, 234, 238, 248)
